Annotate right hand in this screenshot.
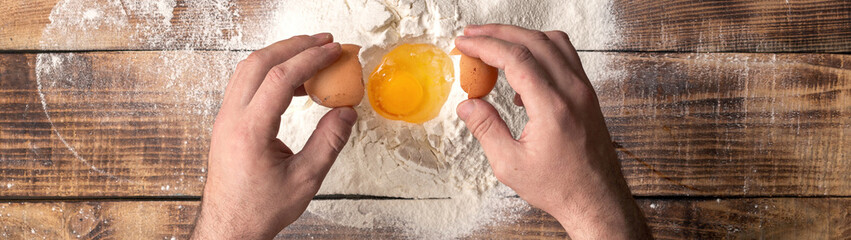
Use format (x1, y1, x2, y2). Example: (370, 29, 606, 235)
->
(454, 24, 652, 240)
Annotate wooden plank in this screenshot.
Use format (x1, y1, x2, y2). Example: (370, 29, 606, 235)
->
(1, 0, 850, 52)
(611, 0, 851, 52)
(594, 52, 851, 195)
(0, 200, 196, 239)
(640, 198, 851, 239)
(0, 52, 241, 197)
(0, 0, 268, 51)
(1, 51, 850, 197)
(0, 1, 55, 50)
(0, 198, 848, 239)
(593, 53, 851, 196)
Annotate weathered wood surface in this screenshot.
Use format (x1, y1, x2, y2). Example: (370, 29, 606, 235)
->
(2, 0, 851, 52)
(1, 51, 849, 197)
(596, 53, 851, 196)
(3, 0, 849, 238)
(0, 198, 848, 239)
(0, 52, 239, 197)
(611, 0, 851, 52)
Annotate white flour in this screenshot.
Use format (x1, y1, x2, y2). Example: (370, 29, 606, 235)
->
(34, 0, 620, 239)
(41, 0, 244, 50)
(307, 193, 529, 239)
(274, 1, 619, 239)
(33, 51, 244, 186)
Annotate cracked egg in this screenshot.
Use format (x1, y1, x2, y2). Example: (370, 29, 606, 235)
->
(367, 43, 454, 124)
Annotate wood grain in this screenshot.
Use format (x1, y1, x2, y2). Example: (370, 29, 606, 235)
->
(2, 51, 850, 197)
(2, 0, 850, 52)
(0, 198, 848, 239)
(611, 0, 851, 52)
(640, 198, 851, 239)
(0, 52, 242, 197)
(589, 52, 851, 196)
(3, 0, 848, 238)
(0, 201, 196, 239)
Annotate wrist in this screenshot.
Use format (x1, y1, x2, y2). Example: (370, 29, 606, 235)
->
(547, 169, 651, 239)
(550, 192, 648, 240)
(191, 199, 280, 240)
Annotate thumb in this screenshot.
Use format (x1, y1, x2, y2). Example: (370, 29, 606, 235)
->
(457, 99, 518, 161)
(298, 107, 358, 175)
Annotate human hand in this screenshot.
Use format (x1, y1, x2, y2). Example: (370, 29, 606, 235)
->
(454, 24, 652, 239)
(191, 33, 358, 239)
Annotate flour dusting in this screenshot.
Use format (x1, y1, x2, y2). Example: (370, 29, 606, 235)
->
(271, 0, 619, 238)
(307, 193, 529, 239)
(40, 0, 245, 50)
(34, 53, 130, 182)
(35, 0, 620, 239)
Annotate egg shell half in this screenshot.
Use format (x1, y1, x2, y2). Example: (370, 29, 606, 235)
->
(304, 44, 364, 107)
(450, 48, 498, 99)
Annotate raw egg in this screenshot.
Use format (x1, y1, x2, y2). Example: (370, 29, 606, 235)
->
(450, 48, 498, 99)
(367, 43, 454, 124)
(305, 44, 364, 107)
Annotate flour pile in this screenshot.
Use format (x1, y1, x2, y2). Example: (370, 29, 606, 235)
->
(272, 0, 619, 238)
(35, 0, 620, 238)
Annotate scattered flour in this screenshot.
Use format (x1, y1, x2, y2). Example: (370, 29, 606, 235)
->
(307, 193, 529, 239)
(82, 9, 100, 20)
(40, 0, 243, 50)
(33, 50, 244, 185)
(41, 0, 178, 49)
(35, 0, 620, 239)
(272, 1, 619, 238)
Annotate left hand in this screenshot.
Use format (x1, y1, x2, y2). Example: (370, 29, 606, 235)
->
(191, 33, 358, 239)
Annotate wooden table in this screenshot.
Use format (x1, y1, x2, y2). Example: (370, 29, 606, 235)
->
(2, 0, 850, 239)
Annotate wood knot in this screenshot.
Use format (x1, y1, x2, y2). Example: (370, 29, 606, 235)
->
(67, 204, 99, 238)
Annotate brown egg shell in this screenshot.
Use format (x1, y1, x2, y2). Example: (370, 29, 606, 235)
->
(304, 44, 365, 107)
(458, 54, 498, 99)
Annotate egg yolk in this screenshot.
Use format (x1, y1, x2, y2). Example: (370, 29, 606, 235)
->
(368, 44, 453, 123)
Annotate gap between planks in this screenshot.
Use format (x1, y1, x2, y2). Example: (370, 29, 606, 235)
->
(7, 49, 845, 55)
(1, 195, 849, 203)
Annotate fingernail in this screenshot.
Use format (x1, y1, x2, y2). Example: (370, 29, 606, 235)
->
(457, 100, 476, 120)
(456, 35, 469, 40)
(311, 32, 331, 39)
(338, 107, 358, 125)
(322, 42, 340, 49)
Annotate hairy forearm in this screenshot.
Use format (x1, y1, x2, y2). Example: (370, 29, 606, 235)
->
(555, 195, 652, 239)
(550, 176, 653, 240)
(191, 200, 278, 240)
